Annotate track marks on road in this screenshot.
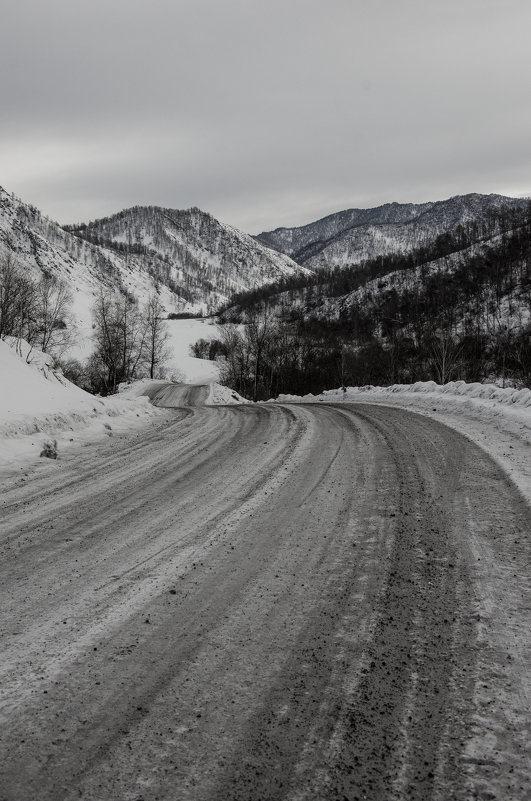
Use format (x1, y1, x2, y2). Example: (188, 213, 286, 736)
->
(1, 402, 530, 800)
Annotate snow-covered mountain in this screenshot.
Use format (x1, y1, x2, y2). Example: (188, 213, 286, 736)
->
(65, 205, 307, 312)
(2, 184, 528, 344)
(226, 197, 531, 393)
(256, 193, 529, 270)
(0, 187, 307, 331)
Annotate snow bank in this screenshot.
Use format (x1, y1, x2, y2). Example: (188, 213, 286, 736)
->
(273, 380, 531, 507)
(0, 319, 224, 472)
(0, 339, 164, 473)
(207, 383, 249, 405)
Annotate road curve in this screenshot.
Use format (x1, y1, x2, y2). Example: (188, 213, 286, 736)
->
(141, 382, 210, 407)
(0, 402, 529, 801)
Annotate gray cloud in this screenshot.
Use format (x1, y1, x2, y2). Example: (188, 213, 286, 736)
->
(1, 0, 530, 233)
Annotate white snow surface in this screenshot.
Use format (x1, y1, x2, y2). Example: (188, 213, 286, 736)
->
(66, 317, 221, 384)
(273, 381, 531, 507)
(0, 338, 166, 472)
(207, 383, 249, 405)
(164, 318, 220, 383)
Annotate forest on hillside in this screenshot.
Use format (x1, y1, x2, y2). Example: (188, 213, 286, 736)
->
(211, 203, 531, 399)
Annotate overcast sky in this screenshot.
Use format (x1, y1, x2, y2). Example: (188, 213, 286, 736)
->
(1, 0, 530, 233)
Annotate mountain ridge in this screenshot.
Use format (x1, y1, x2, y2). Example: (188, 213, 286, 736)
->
(255, 193, 528, 269)
(65, 202, 307, 312)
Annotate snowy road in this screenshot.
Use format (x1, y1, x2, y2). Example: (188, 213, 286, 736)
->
(0, 401, 530, 800)
(141, 382, 211, 408)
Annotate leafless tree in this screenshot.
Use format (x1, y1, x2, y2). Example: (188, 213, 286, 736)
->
(216, 323, 249, 396)
(428, 331, 463, 384)
(92, 291, 146, 393)
(245, 306, 278, 401)
(91, 291, 172, 393)
(0, 252, 36, 346)
(33, 274, 74, 357)
(144, 294, 170, 379)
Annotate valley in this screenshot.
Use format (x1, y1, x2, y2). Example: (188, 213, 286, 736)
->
(3, 3, 530, 800)
(1, 183, 530, 801)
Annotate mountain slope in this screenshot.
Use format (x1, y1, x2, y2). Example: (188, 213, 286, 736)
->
(223, 202, 531, 395)
(65, 205, 308, 312)
(256, 193, 528, 270)
(0, 187, 307, 332)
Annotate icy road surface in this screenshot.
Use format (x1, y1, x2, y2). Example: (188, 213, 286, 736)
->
(0, 399, 530, 801)
(141, 382, 211, 408)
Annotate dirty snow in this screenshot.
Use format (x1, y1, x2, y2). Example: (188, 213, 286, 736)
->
(3, 324, 531, 508)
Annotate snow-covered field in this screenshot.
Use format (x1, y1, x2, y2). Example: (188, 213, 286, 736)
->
(164, 318, 220, 383)
(274, 382, 531, 506)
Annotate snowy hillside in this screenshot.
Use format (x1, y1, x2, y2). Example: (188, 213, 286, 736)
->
(256, 193, 529, 270)
(164, 318, 221, 384)
(65, 205, 308, 313)
(314, 231, 531, 337)
(0, 187, 307, 336)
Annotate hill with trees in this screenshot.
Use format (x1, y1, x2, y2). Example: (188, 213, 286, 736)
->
(0, 186, 307, 331)
(218, 201, 531, 398)
(256, 193, 528, 270)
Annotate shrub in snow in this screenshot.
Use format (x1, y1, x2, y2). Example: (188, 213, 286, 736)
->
(40, 439, 58, 459)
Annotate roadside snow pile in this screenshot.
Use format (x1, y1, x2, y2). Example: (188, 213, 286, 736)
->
(333, 381, 531, 408)
(274, 380, 531, 506)
(275, 380, 531, 408)
(116, 378, 165, 399)
(207, 383, 249, 405)
(0, 339, 163, 471)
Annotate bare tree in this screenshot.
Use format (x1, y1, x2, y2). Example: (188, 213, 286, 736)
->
(428, 331, 463, 384)
(92, 291, 146, 393)
(34, 274, 74, 357)
(91, 291, 172, 393)
(216, 323, 249, 396)
(245, 306, 278, 401)
(1, 252, 77, 361)
(92, 291, 123, 393)
(0, 252, 36, 346)
(118, 295, 147, 383)
(144, 294, 170, 379)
